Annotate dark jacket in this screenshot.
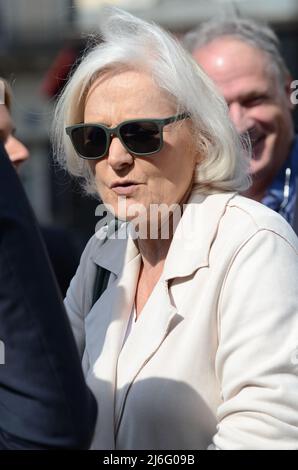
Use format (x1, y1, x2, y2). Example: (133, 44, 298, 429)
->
(0, 142, 96, 449)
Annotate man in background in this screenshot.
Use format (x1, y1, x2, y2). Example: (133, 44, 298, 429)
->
(184, 18, 298, 232)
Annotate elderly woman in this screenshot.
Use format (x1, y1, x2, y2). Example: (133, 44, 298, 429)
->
(53, 9, 298, 450)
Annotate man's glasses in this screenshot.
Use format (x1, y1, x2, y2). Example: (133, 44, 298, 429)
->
(65, 113, 189, 160)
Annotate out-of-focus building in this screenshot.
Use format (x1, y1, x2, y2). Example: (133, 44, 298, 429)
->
(0, 0, 74, 226)
(0, 0, 297, 236)
(74, 0, 298, 31)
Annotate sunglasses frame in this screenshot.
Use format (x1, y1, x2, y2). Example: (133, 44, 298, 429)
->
(65, 113, 190, 160)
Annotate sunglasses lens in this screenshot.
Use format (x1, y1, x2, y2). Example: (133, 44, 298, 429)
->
(120, 121, 161, 154)
(70, 126, 107, 159)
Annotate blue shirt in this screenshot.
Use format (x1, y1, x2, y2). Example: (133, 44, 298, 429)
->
(262, 136, 298, 226)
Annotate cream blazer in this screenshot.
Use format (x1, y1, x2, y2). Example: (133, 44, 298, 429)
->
(65, 192, 298, 450)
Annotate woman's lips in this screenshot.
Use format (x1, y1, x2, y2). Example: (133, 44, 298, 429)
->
(111, 183, 140, 195)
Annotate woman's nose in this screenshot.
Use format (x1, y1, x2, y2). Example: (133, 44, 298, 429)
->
(106, 136, 134, 171)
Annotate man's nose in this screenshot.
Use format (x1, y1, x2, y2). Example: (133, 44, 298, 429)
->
(106, 136, 134, 171)
(5, 135, 30, 167)
(228, 102, 253, 135)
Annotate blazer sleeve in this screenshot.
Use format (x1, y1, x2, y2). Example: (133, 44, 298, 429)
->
(64, 234, 99, 359)
(64, 222, 110, 359)
(211, 228, 298, 450)
(0, 142, 97, 449)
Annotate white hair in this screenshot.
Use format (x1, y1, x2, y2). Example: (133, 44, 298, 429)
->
(183, 17, 290, 87)
(52, 7, 251, 197)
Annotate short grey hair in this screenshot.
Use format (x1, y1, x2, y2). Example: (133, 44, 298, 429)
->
(183, 17, 290, 86)
(52, 7, 250, 197)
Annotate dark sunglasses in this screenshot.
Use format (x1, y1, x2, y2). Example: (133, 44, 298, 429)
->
(65, 113, 190, 160)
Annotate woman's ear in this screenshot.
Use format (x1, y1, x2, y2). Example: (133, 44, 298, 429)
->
(195, 151, 203, 165)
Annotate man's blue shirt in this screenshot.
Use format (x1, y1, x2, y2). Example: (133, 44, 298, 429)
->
(262, 136, 298, 225)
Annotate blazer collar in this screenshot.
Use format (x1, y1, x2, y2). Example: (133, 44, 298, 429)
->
(91, 221, 139, 276)
(162, 191, 237, 281)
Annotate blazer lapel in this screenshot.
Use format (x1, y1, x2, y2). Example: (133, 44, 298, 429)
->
(84, 224, 141, 449)
(115, 276, 179, 434)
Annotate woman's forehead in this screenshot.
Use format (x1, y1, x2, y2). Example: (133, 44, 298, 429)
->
(84, 69, 175, 120)
(86, 69, 163, 102)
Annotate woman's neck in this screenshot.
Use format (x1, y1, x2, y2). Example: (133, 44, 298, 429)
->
(137, 235, 172, 270)
(135, 186, 193, 270)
